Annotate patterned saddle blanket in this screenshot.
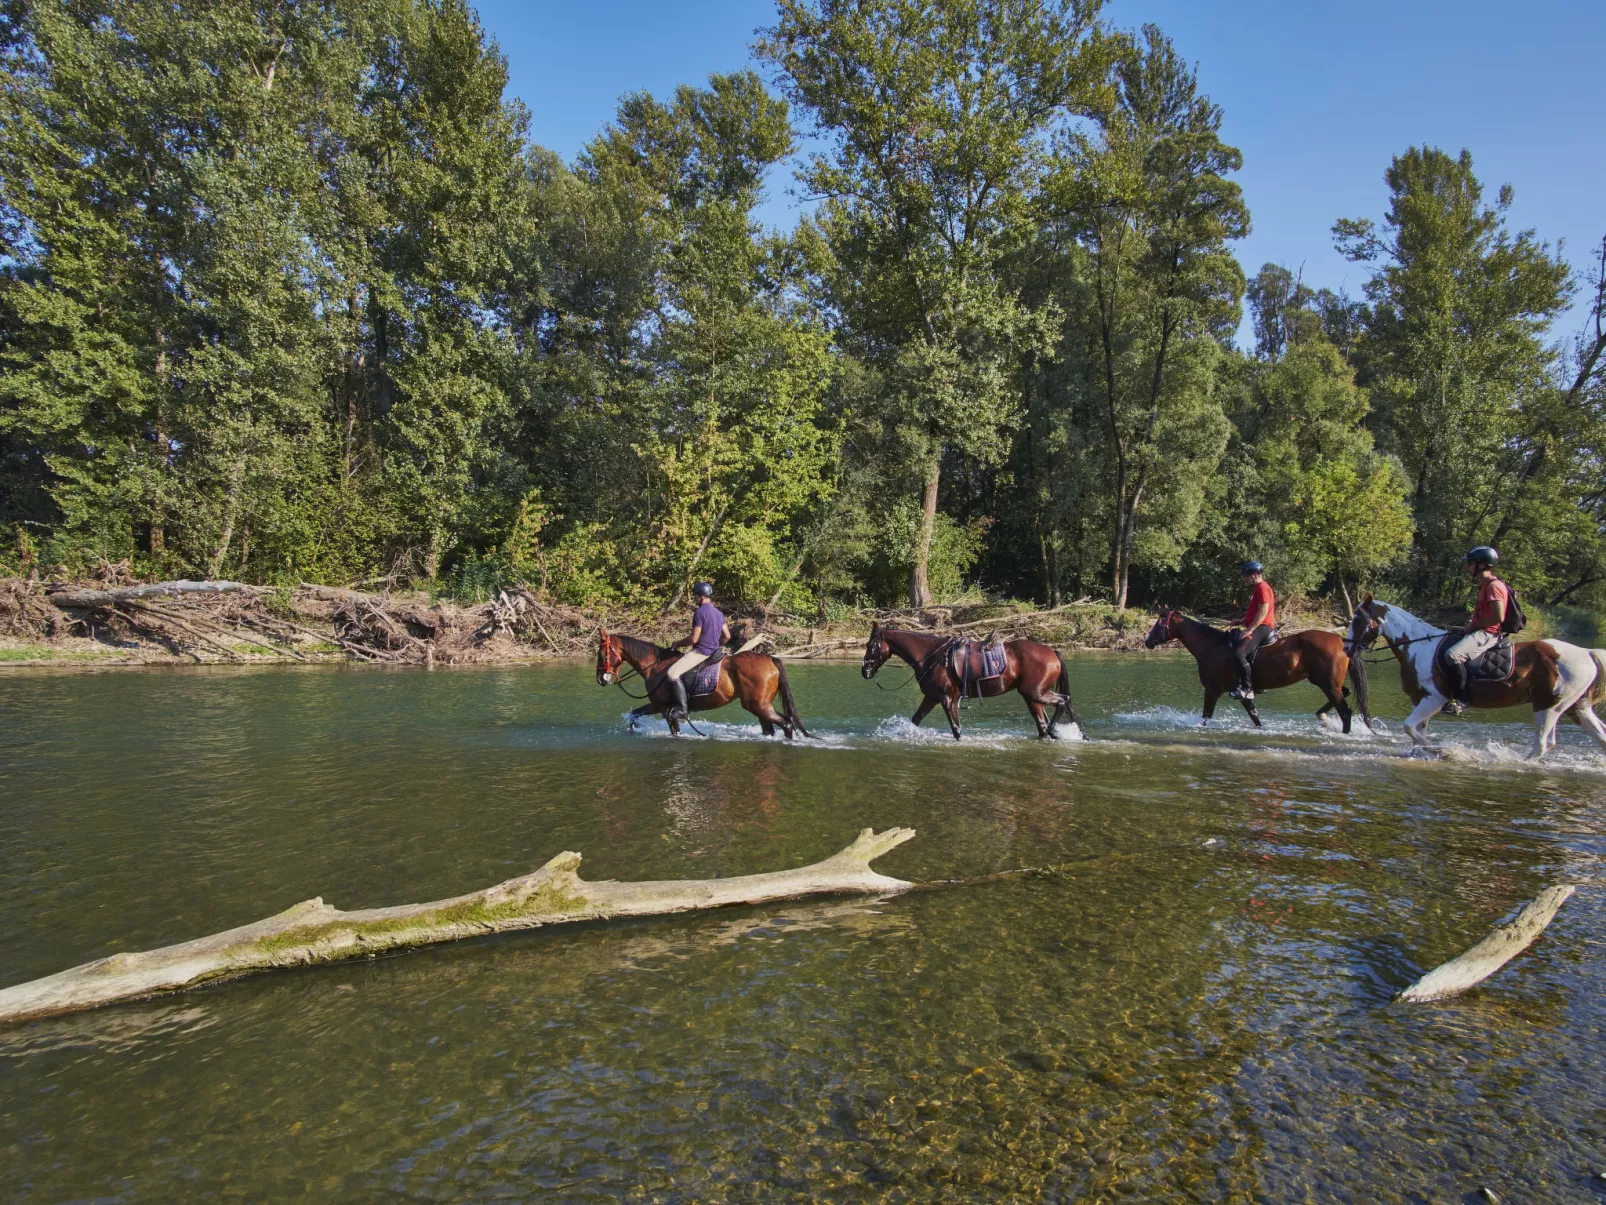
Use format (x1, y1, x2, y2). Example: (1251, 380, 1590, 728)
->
(1435, 633, 1515, 683)
(946, 637, 1009, 699)
(683, 648, 729, 697)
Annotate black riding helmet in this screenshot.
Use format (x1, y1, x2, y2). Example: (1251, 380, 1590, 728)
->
(1240, 560, 1264, 575)
(692, 581, 715, 599)
(1464, 546, 1499, 568)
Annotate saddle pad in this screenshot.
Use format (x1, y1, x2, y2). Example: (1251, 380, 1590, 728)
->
(685, 655, 725, 697)
(1435, 633, 1515, 683)
(980, 642, 1007, 679)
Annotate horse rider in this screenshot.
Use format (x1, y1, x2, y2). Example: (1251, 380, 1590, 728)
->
(1229, 560, 1276, 702)
(665, 582, 730, 720)
(1443, 546, 1508, 708)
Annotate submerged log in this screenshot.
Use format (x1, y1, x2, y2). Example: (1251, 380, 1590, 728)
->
(1398, 884, 1576, 1003)
(0, 827, 916, 1026)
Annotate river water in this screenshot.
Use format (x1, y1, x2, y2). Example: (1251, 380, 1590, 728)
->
(1, 654, 1603, 1202)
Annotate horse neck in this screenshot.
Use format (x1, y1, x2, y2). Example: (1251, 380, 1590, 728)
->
(885, 628, 944, 669)
(1381, 606, 1443, 645)
(618, 635, 669, 674)
(1174, 615, 1227, 656)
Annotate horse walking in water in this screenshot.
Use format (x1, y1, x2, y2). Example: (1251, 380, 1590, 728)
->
(596, 630, 810, 739)
(1143, 608, 1358, 732)
(859, 623, 1076, 740)
(1345, 595, 1606, 758)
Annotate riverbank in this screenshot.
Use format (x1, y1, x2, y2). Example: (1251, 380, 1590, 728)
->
(1, 576, 1597, 667)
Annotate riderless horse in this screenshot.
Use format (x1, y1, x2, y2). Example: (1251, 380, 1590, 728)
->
(1345, 594, 1606, 758)
(1143, 608, 1359, 732)
(596, 631, 810, 739)
(859, 623, 1076, 740)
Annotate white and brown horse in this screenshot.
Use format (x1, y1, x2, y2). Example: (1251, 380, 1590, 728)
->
(1345, 595, 1606, 758)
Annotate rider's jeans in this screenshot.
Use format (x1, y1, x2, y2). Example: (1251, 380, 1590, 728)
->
(1445, 629, 1498, 665)
(666, 650, 709, 681)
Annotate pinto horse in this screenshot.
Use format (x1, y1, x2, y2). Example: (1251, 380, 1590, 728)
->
(1345, 594, 1606, 758)
(859, 623, 1076, 740)
(596, 630, 810, 739)
(1143, 608, 1358, 732)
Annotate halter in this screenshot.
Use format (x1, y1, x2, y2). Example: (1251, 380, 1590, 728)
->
(1144, 609, 1180, 648)
(861, 625, 891, 679)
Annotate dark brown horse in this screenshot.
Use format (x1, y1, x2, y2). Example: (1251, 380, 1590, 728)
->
(596, 630, 810, 738)
(860, 623, 1076, 740)
(1143, 608, 1358, 732)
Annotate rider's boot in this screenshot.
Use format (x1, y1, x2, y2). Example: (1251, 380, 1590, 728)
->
(1230, 672, 1254, 702)
(667, 676, 690, 721)
(1441, 661, 1469, 715)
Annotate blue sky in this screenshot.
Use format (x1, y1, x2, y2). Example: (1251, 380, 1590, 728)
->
(475, 0, 1606, 339)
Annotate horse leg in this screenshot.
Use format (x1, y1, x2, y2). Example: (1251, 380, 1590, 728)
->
(1027, 698, 1051, 739)
(628, 703, 654, 731)
(910, 696, 937, 728)
(1529, 706, 1564, 759)
(1199, 689, 1221, 728)
(1403, 695, 1440, 747)
(1571, 701, 1606, 752)
(1239, 696, 1263, 727)
(943, 691, 962, 740)
(740, 695, 778, 737)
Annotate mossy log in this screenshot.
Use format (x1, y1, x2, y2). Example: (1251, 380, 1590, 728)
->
(0, 828, 916, 1026)
(45, 579, 258, 608)
(1398, 884, 1576, 1003)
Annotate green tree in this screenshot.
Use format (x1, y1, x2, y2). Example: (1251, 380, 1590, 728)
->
(759, 0, 1110, 606)
(1335, 147, 1570, 597)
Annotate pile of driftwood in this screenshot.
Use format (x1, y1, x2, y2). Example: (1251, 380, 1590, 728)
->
(3, 578, 602, 665)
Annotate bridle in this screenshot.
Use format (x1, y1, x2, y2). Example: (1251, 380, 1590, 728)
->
(596, 631, 624, 685)
(1144, 609, 1179, 649)
(861, 627, 891, 679)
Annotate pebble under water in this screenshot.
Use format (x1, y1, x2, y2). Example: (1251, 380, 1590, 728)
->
(1, 654, 1604, 1201)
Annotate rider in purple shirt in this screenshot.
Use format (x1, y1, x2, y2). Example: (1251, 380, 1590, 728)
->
(665, 582, 729, 719)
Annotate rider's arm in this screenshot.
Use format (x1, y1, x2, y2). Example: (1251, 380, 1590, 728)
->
(1244, 602, 1269, 630)
(685, 623, 703, 651)
(721, 621, 732, 643)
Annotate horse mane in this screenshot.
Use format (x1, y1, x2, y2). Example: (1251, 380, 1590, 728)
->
(618, 633, 675, 660)
(1172, 612, 1233, 645)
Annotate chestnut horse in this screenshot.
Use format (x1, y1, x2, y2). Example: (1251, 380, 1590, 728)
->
(596, 631, 810, 739)
(860, 623, 1076, 740)
(1345, 595, 1606, 758)
(1143, 609, 1358, 732)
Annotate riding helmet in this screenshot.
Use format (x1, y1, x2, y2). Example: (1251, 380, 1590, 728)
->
(1463, 546, 1499, 567)
(1240, 560, 1264, 575)
(692, 581, 715, 599)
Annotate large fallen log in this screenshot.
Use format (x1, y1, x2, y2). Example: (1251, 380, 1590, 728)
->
(45, 580, 259, 608)
(0, 827, 916, 1026)
(1398, 884, 1576, 1002)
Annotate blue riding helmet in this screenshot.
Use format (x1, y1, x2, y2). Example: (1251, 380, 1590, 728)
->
(1464, 546, 1498, 567)
(1240, 561, 1264, 575)
(692, 581, 715, 599)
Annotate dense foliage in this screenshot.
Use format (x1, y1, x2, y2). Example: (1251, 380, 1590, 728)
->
(3, 0, 1602, 616)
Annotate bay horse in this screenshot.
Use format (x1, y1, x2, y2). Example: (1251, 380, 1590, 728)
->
(596, 631, 810, 739)
(1143, 608, 1358, 732)
(859, 623, 1076, 740)
(1345, 594, 1606, 758)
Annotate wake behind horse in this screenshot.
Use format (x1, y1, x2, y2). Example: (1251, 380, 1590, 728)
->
(1144, 609, 1358, 732)
(596, 631, 809, 738)
(1346, 595, 1606, 758)
(860, 623, 1076, 740)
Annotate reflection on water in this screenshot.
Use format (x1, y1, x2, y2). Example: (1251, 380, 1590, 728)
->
(1, 656, 1603, 1201)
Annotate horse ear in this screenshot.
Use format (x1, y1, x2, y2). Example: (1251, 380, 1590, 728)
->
(1362, 593, 1372, 604)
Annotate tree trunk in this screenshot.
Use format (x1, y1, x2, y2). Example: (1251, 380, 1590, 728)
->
(0, 828, 916, 1026)
(663, 497, 733, 616)
(206, 454, 248, 579)
(909, 455, 941, 608)
(46, 580, 258, 608)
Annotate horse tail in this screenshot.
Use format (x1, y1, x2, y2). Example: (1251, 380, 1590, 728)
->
(772, 656, 811, 738)
(1347, 640, 1373, 729)
(1053, 650, 1077, 727)
(1588, 649, 1606, 709)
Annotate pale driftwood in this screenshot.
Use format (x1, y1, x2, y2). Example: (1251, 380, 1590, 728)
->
(46, 580, 259, 608)
(0, 827, 916, 1026)
(1398, 885, 1577, 1003)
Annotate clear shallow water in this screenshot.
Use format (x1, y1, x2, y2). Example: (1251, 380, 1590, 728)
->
(1, 653, 1603, 1202)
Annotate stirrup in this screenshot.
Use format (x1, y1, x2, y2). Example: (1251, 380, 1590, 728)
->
(1439, 698, 1465, 716)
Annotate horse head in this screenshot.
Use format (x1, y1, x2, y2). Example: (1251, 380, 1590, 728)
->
(862, 622, 891, 679)
(1344, 594, 1386, 654)
(596, 629, 623, 686)
(1143, 608, 1178, 649)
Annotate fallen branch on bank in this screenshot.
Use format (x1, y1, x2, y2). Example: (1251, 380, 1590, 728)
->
(0, 827, 916, 1025)
(1398, 884, 1576, 1002)
(44, 580, 259, 608)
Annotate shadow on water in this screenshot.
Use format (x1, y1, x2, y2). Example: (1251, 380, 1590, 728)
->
(0, 655, 1602, 1201)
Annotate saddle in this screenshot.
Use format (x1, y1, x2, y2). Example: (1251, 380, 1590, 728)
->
(1434, 632, 1514, 684)
(945, 634, 1009, 700)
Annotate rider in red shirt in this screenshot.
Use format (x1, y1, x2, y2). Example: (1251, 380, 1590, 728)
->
(1444, 546, 1508, 706)
(1230, 561, 1276, 701)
